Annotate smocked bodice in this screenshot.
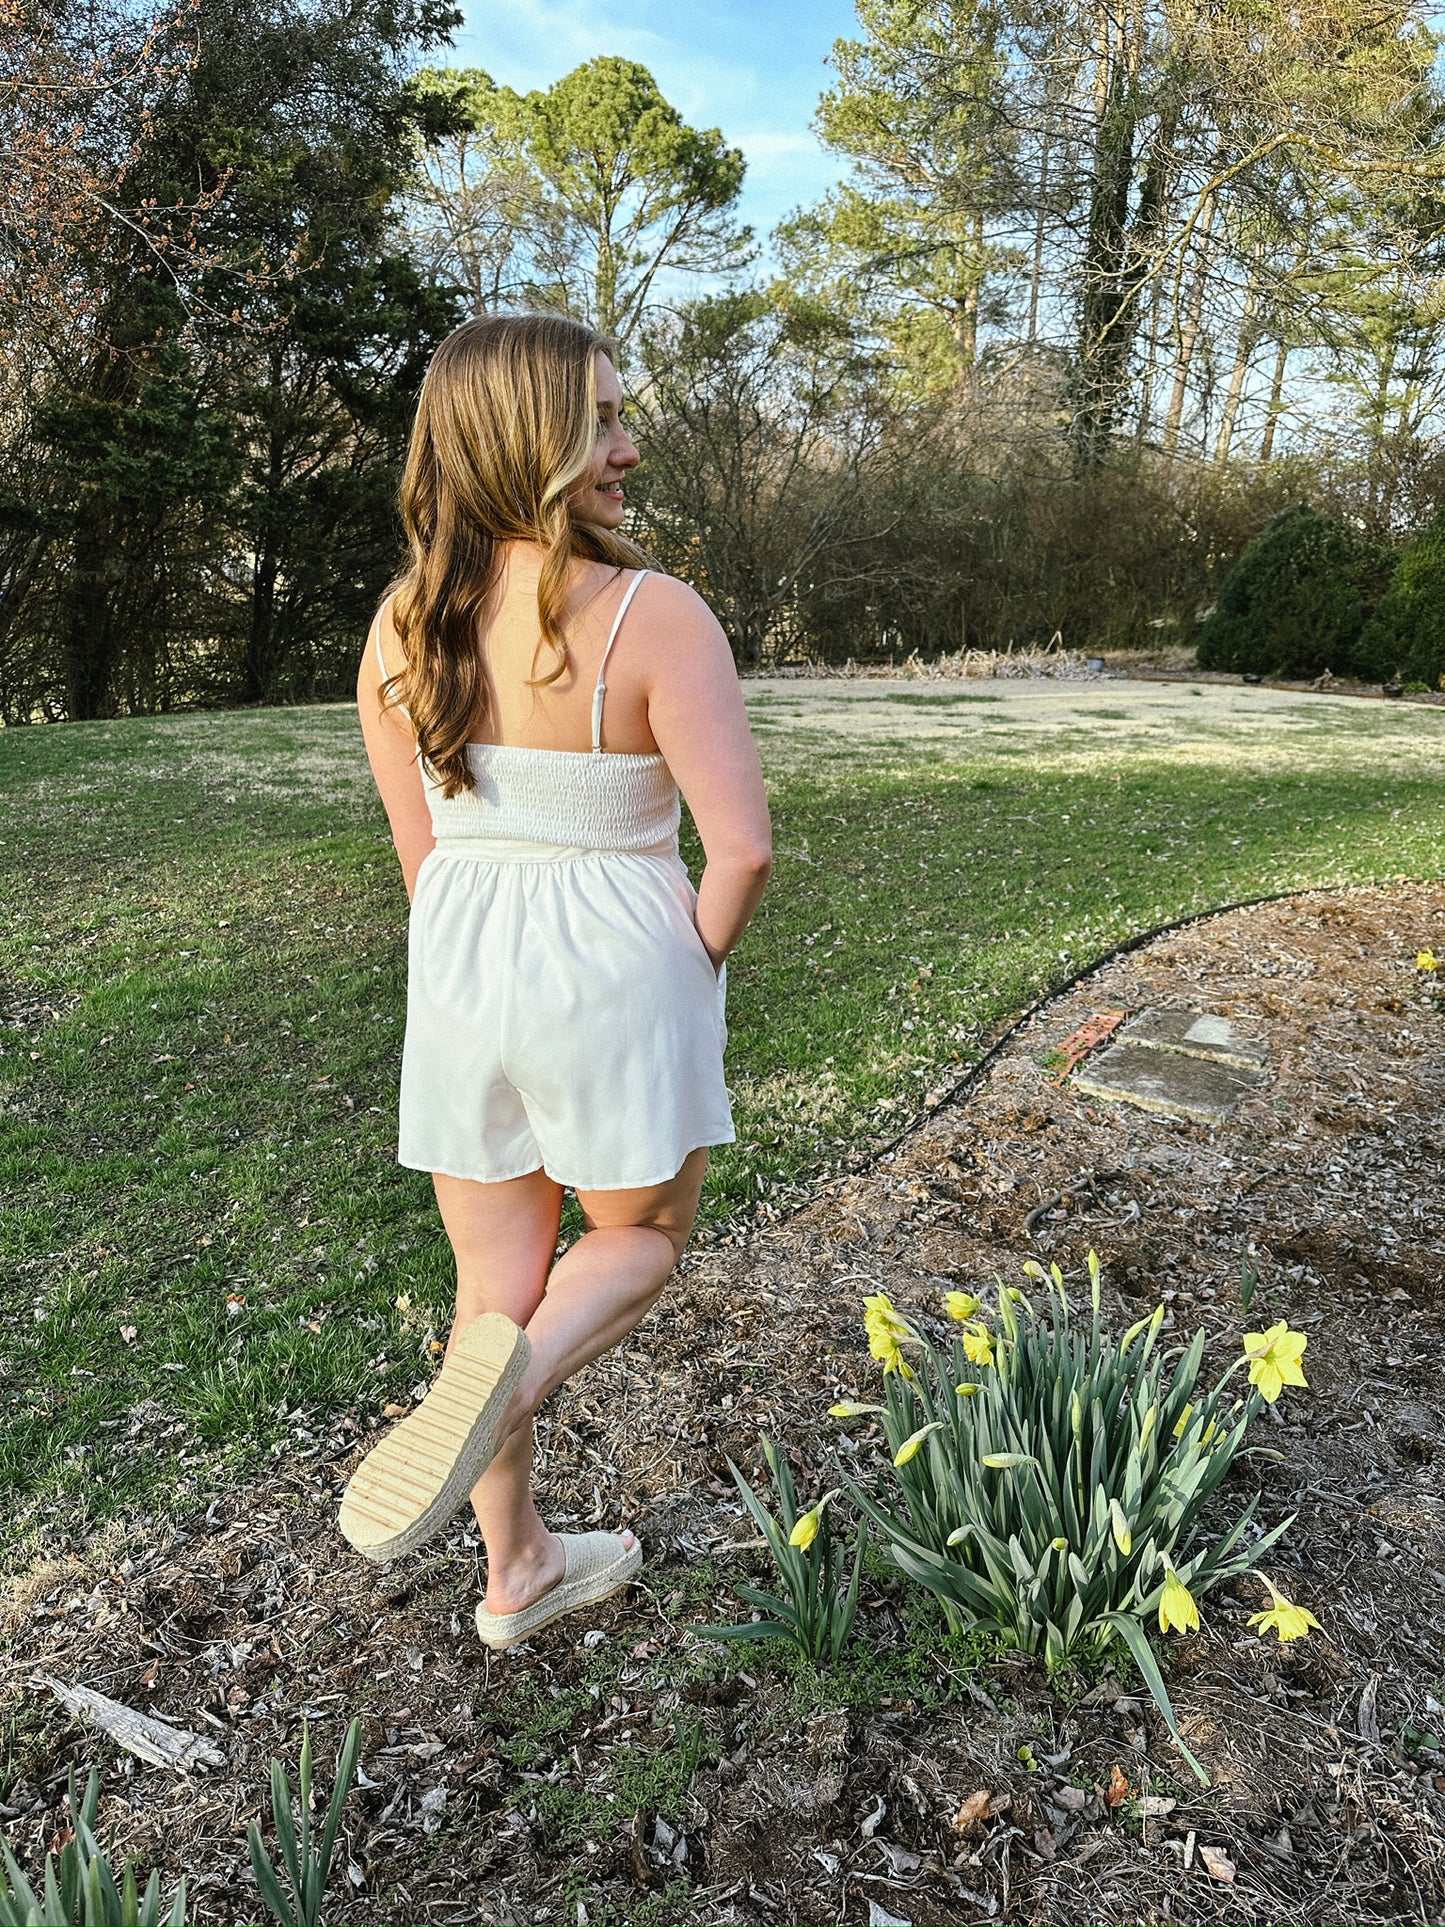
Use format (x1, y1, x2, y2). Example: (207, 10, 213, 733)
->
(425, 743, 682, 854)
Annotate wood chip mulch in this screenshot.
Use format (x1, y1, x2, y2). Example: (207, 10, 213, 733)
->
(2, 882, 1443, 1926)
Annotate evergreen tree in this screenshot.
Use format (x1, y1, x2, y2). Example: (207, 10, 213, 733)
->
(1354, 516, 1445, 689)
(13, 0, 459, 718)
(409, 58, 753, 350)
(1195, 506, 1396, 678)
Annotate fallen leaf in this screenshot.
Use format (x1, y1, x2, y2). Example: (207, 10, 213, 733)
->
(867, 1903, 911, 1927)
(953, 1788, 992, 1835)
(1104, 1763, 1130, 1808)
(1139, 1796, 1176, 1818)
(1053, 1784, 1087, 1812)
(382, 1402, 409, 1418)
(859, 1795, 887, 1839)
(1199, 1844, 1236, 1883)
(1032, 1826, 1056, 1861)
(119, 1326, 137, 1345)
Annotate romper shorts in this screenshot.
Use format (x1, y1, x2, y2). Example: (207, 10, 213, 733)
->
(397, 842, 735, 1190)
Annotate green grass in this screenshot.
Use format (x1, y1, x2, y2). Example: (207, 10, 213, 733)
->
(880, 690, 1005, 705)
(1, 693, 1442, 1541)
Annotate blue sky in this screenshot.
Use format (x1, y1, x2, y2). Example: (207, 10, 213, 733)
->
(447, 0, 861, 250)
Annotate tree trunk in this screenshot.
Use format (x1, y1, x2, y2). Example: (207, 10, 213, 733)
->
(1071, 50, 1178, 472)
(1160, 199, 1216, 456)
(243, 349, 288, 703)
(63, 502, 123, 720)
(1258, 338, 1288, 461)
(1213, 280, 1259, 464)
(1027, 139, 1050, 344)
(1134, 270, 1165, 443)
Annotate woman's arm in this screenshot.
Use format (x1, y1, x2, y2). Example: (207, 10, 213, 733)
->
(641, 578, 772, 970)
(357, 603, 435, 902)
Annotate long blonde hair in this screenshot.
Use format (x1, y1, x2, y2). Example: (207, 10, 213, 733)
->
(386, 313, 649, 797)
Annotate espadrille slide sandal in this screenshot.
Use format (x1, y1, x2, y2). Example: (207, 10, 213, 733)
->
(339, 1311, 531, 1562)
(474, 1531, 643, 1651)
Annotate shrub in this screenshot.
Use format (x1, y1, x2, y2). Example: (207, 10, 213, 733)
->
(834, 1260, 1316, 1781)
(1353, 516, 1445, 690)
(1195, 504, 1396, 678)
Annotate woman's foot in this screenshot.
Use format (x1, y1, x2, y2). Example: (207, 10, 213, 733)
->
(484, 1527, 637, 1615)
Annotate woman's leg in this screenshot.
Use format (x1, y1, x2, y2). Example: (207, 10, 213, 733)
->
(431, 1167, 563, 1597)
(436, 1149, 709, 1613)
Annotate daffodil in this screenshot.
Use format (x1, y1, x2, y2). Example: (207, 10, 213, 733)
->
(871, 1329, 915, 1378)
(1158, 1566, 1200, 1635)
(1051, 1536, 1069, 1551)
(863, 1291, 913, 1340)
(1247, 1576, 1321, 1642)
(864, 1292, 918, 1377)
(1109, 1499, 1132, 1555)
(893, 1422, 945, 1467)
(1418, 949, 1437, 972)
(982, 1452, 1037, 1469)
(1172, 1402, 1193, 1440)
(962, 1324, 995, 1368)
(954, 1381, 980, 1397)
(829, 1401, 885, 1419)
(945, 1290, 981, 1322)
(788, 1490, 840, 1551)
(1242, 1321, 1308, 1402)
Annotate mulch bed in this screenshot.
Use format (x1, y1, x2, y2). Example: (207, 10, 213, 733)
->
(3, 882, 1443, 1926)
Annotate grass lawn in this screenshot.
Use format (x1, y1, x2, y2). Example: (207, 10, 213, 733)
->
(1, 683, 1441, 1548)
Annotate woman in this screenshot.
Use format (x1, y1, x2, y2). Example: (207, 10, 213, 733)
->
(345, 313, 771, 1652)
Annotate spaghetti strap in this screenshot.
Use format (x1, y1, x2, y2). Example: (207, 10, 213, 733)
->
(590, 570, 650, 754)
(373, 597, 409, 718)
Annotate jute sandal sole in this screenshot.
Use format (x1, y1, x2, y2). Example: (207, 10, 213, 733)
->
(339, 1311, 531, 1563)
(475, 1532, 643, 1652)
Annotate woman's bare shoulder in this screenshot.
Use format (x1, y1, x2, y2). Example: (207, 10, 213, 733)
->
(632, 570, 729, 652)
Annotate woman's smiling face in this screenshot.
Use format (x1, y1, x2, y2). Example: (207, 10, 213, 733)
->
(571, 351, 638, 530)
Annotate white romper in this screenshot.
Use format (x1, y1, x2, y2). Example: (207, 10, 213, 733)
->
(390, 570, 735, 1190)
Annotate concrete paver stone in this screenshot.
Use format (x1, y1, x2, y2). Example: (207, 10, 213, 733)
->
(1123, 1005, 1268, 1069)
(1070, 1015, 1269, 1123)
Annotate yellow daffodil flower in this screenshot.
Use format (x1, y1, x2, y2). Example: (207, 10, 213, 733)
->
(962, 1324, 995, 1368)
(893, 1422, 945, 1467)
(863, 1291, 913, 1340)
(1158, 1566, 1200, 1635)
(871, 1329, 915, 1378)
(1247, 1576, 1321, 1642)
(1051, 1536, 1069, 1551)
(829, 1401, 885, 1419)
(1417, 949, 1437, 972)
(1242, 1321, 1308, 1403)
(788, 1490, 839, 1550)
(945, 1290, 981, 1322)
(1109, 1499, 1132, 1555)
(1172, 1402, 1193, 1440)
(864, 1292, 918, 1376)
